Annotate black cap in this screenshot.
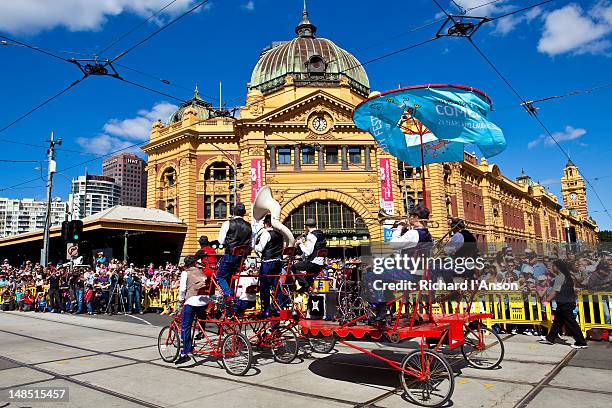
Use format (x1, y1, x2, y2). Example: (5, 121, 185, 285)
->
(198, 235, 209, 246)
(232, 203, 246, 216)
(263, 214, 272, 224)
(305, 218, 316, 227)
(409, 204, 430, 220)
(183, 256, 198, 266)
(450, 217, 465, 230)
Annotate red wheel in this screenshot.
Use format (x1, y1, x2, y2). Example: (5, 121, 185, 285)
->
(158, 325, 180, 363)
(221, 332, 252, 376)
(461, 326, 504, 369)
(399, 349, 454, 407)
(271, 328, 299, 364)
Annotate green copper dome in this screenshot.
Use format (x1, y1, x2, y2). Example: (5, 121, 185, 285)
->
(248, 4, 370, 96)
(168, 85, 213, 124)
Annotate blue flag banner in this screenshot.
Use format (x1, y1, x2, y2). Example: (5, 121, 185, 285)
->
(353, 84, 506, 166)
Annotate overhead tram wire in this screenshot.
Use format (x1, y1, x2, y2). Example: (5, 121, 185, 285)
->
(107, 0, 210, 65)
(0, 31, 445, 193)
(429, 0, 612, 224)
(96, 0, 180, 57)
(222, 0, 503, 107)
(0, 78, 84, 135)
(0, 0, 500, 191)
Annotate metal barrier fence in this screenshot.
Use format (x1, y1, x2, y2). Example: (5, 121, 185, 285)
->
(2, 286, 610, 335)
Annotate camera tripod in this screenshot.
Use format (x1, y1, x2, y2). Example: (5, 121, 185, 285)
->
(105, 282, 127, 315)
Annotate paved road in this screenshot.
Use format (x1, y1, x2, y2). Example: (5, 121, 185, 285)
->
(0, 311, 610, 407)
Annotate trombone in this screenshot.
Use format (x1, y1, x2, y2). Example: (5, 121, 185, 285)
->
(358, 208, 440, 229)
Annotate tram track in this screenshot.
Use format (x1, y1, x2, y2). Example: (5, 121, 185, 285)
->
(0, 326, 362, 407)
(513, 348, 577, 408)
(0, 354, 166, 408)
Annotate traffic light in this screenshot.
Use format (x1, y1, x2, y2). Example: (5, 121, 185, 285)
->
(72, 220, 83, 242)
(61, 220, 83, 243)
(61, 221, 71, 242)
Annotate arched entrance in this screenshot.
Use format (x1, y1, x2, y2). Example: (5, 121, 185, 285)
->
(280, 189, 380, 259)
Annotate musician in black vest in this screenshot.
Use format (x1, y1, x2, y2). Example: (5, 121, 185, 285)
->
(443, 218, 479, 280)
(539, 259, 588, 349)
(292, 218, 326, 293)
(254, 214, 284, 316)
(216, 203, 252, 300)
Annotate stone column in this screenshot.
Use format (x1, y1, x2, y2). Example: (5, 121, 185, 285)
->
(269, 145, 277, 171)
(318, 145, 324, 171)
(364, 145, 371, 170)
(341, 145, 348, 170)
(294, 145, 301, 171)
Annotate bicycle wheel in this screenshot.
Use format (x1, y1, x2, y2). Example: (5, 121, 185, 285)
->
(158, 325, 180, 363)
(271, 327, 299, 364)
(399, 349, 454, 407)
(221, 332, 253, 376)
(308, 335, 336, 354)
(461, 325, 504, 369)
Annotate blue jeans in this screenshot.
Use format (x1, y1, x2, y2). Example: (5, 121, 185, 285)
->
(86, 301, 93, 314)
(128, 290, 142, 313)
(181, 304, 205, 356)
(260, 260, 282, 315)
(216, 254, 243, 298)
(75, 289, 84, 313)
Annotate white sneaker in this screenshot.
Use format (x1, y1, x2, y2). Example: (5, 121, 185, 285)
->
(525, 330, 534, 336)
(571, 344, 588, 349)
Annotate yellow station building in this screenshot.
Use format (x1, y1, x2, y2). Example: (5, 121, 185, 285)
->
(142, 6, 598, 257)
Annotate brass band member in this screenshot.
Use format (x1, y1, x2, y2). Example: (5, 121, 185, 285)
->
(175, 256, 209, 365)
(216, 203, 252, 301)
(443, 217, 478, 279)
(253, 214, 284, 316)
(292, 218, 326, 293)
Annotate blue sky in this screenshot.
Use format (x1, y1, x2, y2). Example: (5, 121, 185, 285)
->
(0, 0, 610, 229)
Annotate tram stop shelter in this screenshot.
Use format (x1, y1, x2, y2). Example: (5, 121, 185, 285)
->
(0, 206, 187, 266)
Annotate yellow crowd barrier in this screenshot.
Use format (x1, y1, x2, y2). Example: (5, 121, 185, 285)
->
(2, 284, 611, 336)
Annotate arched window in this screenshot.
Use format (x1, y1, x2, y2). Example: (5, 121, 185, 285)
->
(306, 55, 327, 75)
(284, 200, 366, 235)
(214, 197, 228, 219)
(204, 161, 234, 181)
(161, 168, 176, 187)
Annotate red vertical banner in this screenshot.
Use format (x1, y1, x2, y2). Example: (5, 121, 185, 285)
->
(379, 158, 395, 215)
(250, 158, 263, 203)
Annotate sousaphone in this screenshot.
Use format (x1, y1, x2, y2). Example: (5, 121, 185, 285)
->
(252, 185, 295, 246)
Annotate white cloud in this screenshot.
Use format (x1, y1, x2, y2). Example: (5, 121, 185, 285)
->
(77, 101, 177, 155)
(494, 6, 543, 35)
(528, 125, 587, 149)
(103, 101, 177, 141)
(538, 2, 612, 56)
(242, 1, 255, 11)
(0, 0, 209, 35)
(76, 134, 136, 156)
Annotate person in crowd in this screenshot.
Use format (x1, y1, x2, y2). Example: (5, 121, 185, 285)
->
(254, 214, 284, 316)
(84, 284, 94, 315)
(175, 256, 210, 365)
(538, 260, 588, 349)
(34, 292, 47, 313)
(292, 218, 327, 293)
(126, 270, 143, 314)
(216, 203, 252, 301)
(18, 289, 34, 312)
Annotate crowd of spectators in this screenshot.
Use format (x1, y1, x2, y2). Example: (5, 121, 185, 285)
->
(0, 254, 185, 315)
(1, 248, 611, 338)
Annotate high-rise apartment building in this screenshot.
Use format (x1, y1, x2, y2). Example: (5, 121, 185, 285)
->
(102, 153, 147, 207)
(0, 198, 68, 237)
(69, 175, 121, 219)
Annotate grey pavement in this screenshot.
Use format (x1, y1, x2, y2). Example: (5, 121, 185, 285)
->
(0, 311, 610, 408)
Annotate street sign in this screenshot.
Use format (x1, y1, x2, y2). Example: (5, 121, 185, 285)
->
(67, 243, 79, 259)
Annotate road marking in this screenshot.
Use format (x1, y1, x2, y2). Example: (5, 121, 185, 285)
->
(127, 314, 152, 325)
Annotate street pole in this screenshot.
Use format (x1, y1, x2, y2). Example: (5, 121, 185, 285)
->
(124, 231, 129, 262)
(41, 132, 62, 266)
